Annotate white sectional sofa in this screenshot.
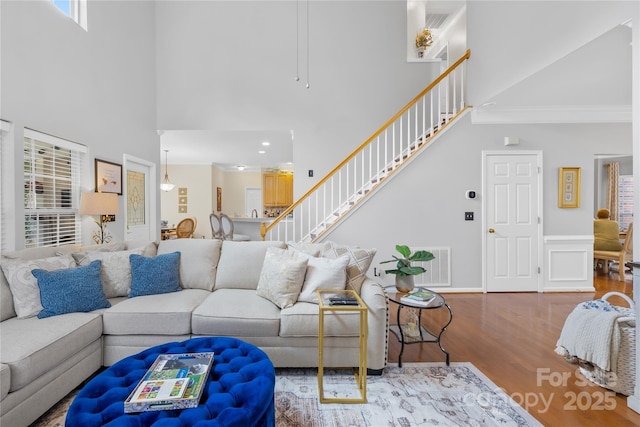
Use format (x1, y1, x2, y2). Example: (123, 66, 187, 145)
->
(0, 238, 388, 426)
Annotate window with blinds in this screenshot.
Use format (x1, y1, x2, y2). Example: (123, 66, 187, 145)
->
(0, 120, 9, 252)
(23, 129, 86, 248)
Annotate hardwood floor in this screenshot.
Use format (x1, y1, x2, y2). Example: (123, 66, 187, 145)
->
(386, 269, 639, 426)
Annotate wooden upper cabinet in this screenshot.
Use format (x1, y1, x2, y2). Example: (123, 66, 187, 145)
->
(263, 173, 293, 207)
(263, 174, 277, 206)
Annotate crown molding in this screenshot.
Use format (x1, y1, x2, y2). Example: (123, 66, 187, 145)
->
(471, 105, 632, 124)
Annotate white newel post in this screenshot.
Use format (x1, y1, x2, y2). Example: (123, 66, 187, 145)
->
(628, 265, 640, 413)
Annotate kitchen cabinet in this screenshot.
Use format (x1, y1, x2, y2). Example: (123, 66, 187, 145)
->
(263, 173, 293, 207)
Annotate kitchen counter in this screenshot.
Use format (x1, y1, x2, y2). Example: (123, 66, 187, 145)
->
(231, 217, 292, 240)
(231, 217, 275, 223)
(231, 217, 273, 240)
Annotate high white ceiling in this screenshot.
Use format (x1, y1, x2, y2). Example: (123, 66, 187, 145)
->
(160, 129, 294, 172)
(157, 1, 465, 173)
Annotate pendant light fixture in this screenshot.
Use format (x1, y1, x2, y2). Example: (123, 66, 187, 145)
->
(294, 0, 310, 89)
(160, 149, 175, 192)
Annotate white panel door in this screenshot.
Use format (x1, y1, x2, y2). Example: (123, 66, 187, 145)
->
(483, 152, 542, 292)
(245, 187, 262, 217)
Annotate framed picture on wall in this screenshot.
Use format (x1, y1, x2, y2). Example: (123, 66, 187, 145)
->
(216, 187, 222, 212)
(95, 159, 123, 195)
(558, 167, 581, 208)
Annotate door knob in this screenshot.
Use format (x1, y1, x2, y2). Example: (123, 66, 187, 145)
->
(488, 228, 495, 233)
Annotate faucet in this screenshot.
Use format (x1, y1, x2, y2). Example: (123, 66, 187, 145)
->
(251, 209, 258, 218)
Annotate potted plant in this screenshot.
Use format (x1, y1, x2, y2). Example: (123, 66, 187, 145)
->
(381, 245, 435, 292)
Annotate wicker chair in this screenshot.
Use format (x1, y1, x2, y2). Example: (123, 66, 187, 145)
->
(594, 222, 633, 282)
(175, 217, 196, 238)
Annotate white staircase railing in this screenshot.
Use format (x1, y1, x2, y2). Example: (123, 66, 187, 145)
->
(262, 50, 471, 243)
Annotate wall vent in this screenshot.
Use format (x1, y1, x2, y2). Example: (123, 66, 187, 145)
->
(412, 246, 451, 287)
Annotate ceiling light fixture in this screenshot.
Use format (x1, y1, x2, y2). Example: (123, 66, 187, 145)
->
(258, 150, 266, 154)
(160, 150, 175, 192)
(262, 141, 270, 146)
(237, 165, 246, 171)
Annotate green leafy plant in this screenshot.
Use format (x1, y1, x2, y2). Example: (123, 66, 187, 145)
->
(381, 245, 435, 276)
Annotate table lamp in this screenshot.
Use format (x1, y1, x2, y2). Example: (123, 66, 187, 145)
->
(79, 192, 119, 244)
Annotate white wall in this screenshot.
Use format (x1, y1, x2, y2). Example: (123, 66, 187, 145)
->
(160, 164, 213, 239)
(466, 0, 636, 105)
(217, 171, 262, 218)
(489, 24, 632, 107)
(0, 0, 159, 248)
(154, 0, 442, 200)
(324, 115, 632, 290)
(160, 165, 262, 238)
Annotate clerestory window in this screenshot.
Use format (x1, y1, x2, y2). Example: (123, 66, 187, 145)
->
(50, 0, 88, 31)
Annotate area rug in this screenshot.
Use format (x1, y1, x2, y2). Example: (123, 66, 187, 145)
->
(31, 362, 541, 427)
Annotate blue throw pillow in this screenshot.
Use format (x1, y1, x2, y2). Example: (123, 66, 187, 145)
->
(129, 252, 182, 297)
(32, 260, 111, 319)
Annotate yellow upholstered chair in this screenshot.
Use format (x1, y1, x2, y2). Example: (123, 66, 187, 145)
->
(594, 222, 633, 282)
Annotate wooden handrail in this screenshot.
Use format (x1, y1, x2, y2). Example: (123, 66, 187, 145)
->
(263, 49, 471, 239)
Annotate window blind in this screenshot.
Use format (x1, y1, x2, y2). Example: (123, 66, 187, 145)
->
(0, 120, 10, 252)
(23, 129, 87, 248)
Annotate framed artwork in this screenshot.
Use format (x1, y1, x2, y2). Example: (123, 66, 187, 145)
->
(178, 187, 188, 196)
(95, 159, 123, 195)
(558, 167, 581, 208)
(178, 205, 188, 213)
(179, 196, 188, 205)
(216, 187, 222, 212)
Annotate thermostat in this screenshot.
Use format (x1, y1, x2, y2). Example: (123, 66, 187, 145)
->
(465, 190, 477, 199)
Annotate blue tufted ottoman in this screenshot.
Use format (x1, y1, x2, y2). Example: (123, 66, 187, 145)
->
(66, 337, 275, 426)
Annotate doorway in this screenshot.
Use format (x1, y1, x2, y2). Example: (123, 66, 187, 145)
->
(245, 187, 262, 217)
(123, 154, 156, 242)
(482, 151, 543, 292)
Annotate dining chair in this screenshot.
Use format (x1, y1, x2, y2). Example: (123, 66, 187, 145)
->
(594, 222, 633, 282)
(219, 213, 235, 240)
(210, 213, 223, 239)
(219, 213, 250, 241)
(175, 217, 196, 238)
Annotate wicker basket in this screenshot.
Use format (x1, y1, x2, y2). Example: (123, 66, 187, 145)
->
(579, 292, 636, 396)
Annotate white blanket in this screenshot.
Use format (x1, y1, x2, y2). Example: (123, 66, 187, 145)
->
(555, 305, 626, 372)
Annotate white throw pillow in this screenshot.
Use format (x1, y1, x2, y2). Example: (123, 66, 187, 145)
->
(157, 239, 222, 291)
(0, 254, 76, 318)
(297, 253, 350, 303)
(72, 249, 144, 298)
(256, 247, 308, 309)
(322, 242, 376, 294)
(216, 241, 286, 290)
(286, 241, 323, 257)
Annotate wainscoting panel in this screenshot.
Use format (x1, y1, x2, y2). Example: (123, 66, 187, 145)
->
(543, 235, 594, 292)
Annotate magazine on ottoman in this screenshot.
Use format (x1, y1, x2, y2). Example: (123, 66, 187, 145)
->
(124, 352, 214, 413)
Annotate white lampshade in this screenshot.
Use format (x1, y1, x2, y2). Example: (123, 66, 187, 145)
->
(160, 179, 175, 192)
(79, 192, 119, 216)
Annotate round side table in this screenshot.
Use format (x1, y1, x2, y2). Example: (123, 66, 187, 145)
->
(384, 286, 453, 367)
(66, 337, 275, 426)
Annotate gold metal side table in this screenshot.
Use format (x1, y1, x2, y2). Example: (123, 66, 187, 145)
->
(317, 289, 368, 403)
